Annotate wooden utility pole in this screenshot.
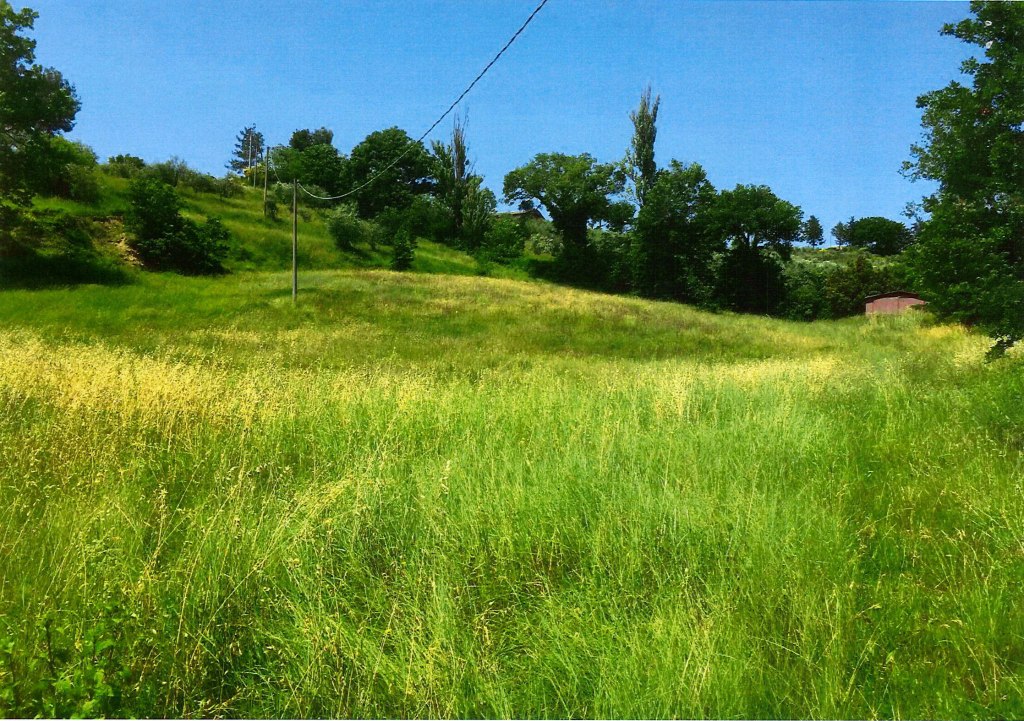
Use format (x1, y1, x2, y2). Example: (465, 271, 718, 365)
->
(292, 179, 298, 302)
(262, 147, 269, 217)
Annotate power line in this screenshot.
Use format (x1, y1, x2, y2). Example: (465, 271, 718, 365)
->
(296, 0, 550, 202)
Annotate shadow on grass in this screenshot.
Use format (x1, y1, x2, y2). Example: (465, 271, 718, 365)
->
(0, 250, 133, 290)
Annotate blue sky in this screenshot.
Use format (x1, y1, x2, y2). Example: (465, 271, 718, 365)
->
(31, 1, 973, 237)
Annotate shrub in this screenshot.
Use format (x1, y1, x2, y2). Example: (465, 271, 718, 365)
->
(781, 260, 830, 320)
(390, 228, 416, 271)
(823, 252, 898, 318)
(479, 216, 526, 264)
(33, 138, 99, 200)
(215, 176, 245, 198)
(64, 164, 100, 203)
(143, 157, 191, 187)
(103, 154, 146, 178)
(264, 198, 279, 221)
(325, 205, 365, 250)
(124, 178, 228, 274)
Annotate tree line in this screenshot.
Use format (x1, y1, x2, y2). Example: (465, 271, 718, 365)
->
(2, 0, 1020, 348)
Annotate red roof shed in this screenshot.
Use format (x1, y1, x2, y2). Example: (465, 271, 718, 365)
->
(864, 291, 927, 315)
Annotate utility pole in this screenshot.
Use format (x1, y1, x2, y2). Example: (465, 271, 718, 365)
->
(246, 129, 253, 186)
(252, 129, 258, 187)
(262, 146, 269, 217)
(292, 179, 298, 302)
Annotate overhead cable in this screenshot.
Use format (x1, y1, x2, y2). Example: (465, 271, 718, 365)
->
(295, 0, 550, 202)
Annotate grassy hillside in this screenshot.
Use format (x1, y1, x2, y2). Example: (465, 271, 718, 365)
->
(1, 269, 1022, 718)
(19, 173, 529, 283)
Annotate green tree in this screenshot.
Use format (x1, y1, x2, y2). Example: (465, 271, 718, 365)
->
(903, 1, 1024, 350)
(632, 160, 718, 301)
(625, 84, 660, 209)
(0, 0, 80, 247)
(125, 178, 228, 274)
(390, 228, 416, 271)
(831, 217, 853, 248)
(227, 125, 263, 177)
(430, 115, 476, 246)
(289, 127, 334, 152)
(298, 142, 346, 195)
(834, 216, 913, 256)
(824, 252, 895, 317)
(708, 184, 803, 258)
(801, 215, 824, 247)
(347, 127, 433, 219)
(707, 184, 803, 314)
(503, 152, 628, 278)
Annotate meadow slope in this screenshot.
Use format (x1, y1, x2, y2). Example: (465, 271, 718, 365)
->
(1, 270, 1022, 718)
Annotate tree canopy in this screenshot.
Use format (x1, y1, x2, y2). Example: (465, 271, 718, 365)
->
(904, 0, 1024, 350)
(707, 184, 803, 259)
(832, 216, 913, 256)
(801, 215, 824, 248)
(625, 85, 660, 209)
(632, 160, 717, 301)
(0, 0, 80, 239)
(227, 125, 263, 177)
(289, 127, 334, 152)
(504, 152, 630, 281)
(347, 127, 433, 218)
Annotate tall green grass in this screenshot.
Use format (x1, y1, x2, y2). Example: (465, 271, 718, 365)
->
(1, 271, 1022, 717)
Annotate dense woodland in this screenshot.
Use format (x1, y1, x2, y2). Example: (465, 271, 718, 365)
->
(1, 0, 1021, 345)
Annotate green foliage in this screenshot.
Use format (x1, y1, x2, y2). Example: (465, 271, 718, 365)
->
(706, 184, 803, 259)
(0, 591, 149, 718)
(390, 228, 416, 270)
(103, 154, 146, 178)
(228, 125, 263, 176)
(503, 152, 627, 280)
(459, 183, 497, 250)
(632, 160, 718, 302)
(904, 1, 1024, 348)
(782, 251, 910, 320)
(831, 216, 913, 256)
(0, 2, 80, 210)
(430, 117, 467, 233)
(0, 210, 129, 287)
(263, 197, 279, 221)
(625, 85, 660, 208)
(348, 127, 433, 219)
(801, 215, 824, 247)
(780, 259, 830, 320)
(297, 143, 346, 196)
(479, 216, 526, 264)
(125, 178, 228, 274)
(325, 204, 366, 251)
(289, 127, 333, 152)
(715, 243, 786, 314)
(27, 136, 97, 201)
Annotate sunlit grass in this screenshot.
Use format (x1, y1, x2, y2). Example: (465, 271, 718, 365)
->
(0, 270, 1022, 718)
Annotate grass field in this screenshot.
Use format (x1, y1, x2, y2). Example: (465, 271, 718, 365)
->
(1, 267, 1023, 718)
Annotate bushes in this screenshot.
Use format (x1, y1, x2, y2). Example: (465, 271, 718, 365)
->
(390, 228, 416, 271)
(780, 251, 911, 320)
(103, 154, 146, 179)
(325, 205, 366, 250)
(125, 178, 228, 274)
(479, 217, 526, 264)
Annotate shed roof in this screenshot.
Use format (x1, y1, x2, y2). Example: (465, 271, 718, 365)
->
(864, 291, 924, 303)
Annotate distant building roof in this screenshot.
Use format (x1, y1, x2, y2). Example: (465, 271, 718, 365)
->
(497, 208, 545, 222)
(864, 291, 924, 302)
